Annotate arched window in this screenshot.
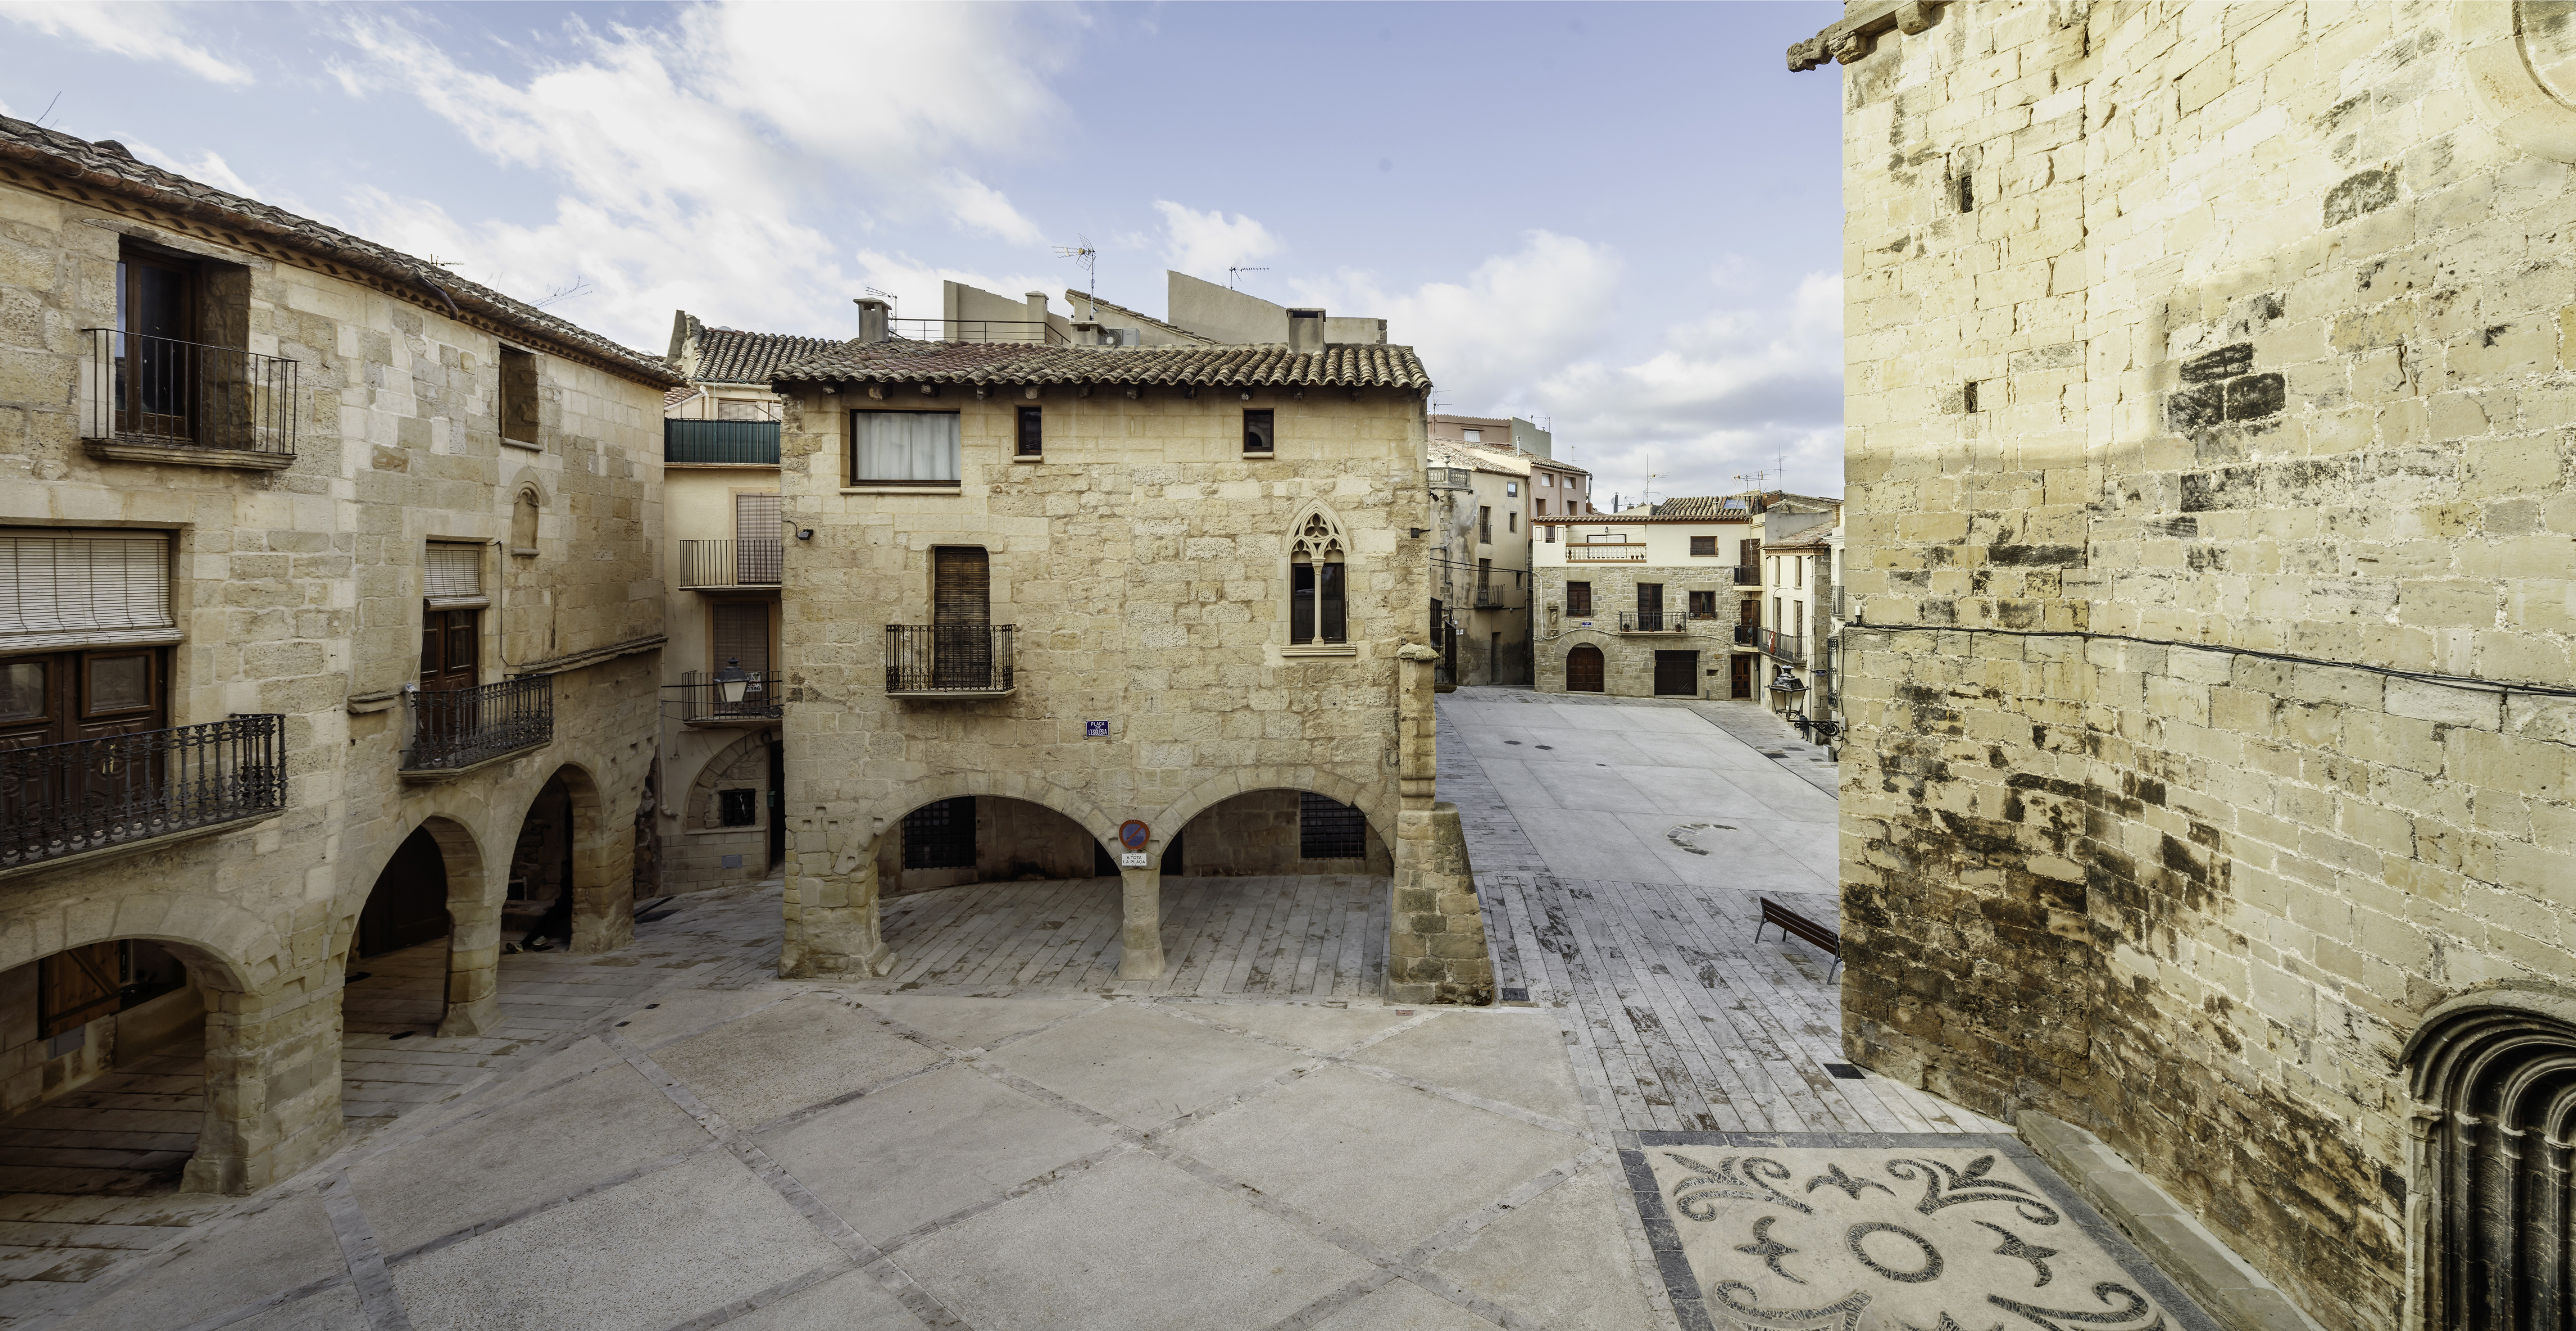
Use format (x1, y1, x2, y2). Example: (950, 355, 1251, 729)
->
(511, 490, 539, 554)
(2401, 985, 2576, 1328)
(1289, 510, 1347, 645)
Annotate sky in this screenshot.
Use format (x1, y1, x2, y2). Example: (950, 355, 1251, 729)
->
(0, 0, 1848, 503)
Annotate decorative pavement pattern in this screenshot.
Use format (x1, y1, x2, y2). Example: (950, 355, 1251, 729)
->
(1623, 1135, 2218, 1331)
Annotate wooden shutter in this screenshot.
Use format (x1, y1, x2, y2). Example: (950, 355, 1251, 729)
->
(712, 602, 771, 676)
(1741, 538, 1760, 567)
(1567, 582, 1591, 616)
(0, 531, 177, 653)
(932, 548, 989, 625)
(39, 942, 122, 1038)
(425, 543, 486, 608)
(1690, 536, 1716, 557)
(734, 493, 781, 541)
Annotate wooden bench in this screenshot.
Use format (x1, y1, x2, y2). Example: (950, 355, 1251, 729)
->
(1755, 898, 1843, 978)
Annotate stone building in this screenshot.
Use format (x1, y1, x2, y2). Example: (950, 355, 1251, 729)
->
(1802, 2, 2576, 1325)
(1423, 415, 1593, 686)
(1531, 504, 1759, 699)
(0, 117, 673, 1193)
(762, 309, 1487, 1002)
(654, 317, 836, 895)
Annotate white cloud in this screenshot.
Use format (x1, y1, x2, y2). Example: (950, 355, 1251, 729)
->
(1153, 202, 1280, 283)
(128, 143, 256, 199)
(0, 1, 251, 85)
(847, 250, 1066, 327)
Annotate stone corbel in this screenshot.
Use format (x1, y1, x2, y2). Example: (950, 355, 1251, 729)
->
(1787, 0, 1948, 72)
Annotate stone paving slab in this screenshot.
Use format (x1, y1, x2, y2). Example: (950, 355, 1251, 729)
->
(1619, 1133, 2220, 1331)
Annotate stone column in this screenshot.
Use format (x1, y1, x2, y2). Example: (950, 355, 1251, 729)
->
(1119, 863, 1164, 979)
(780, 811, 895, 978)
(568, 815, 635, 955)
(439, 894, 500, 1038)
(1387, 644, 1496, 1005)
(185, 974, 344, 1195)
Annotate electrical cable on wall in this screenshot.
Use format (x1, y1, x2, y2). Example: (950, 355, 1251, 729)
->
(1848, 621, 2576, 701)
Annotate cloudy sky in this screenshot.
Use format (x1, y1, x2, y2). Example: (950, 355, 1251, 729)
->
(1, 0, 1846, 502)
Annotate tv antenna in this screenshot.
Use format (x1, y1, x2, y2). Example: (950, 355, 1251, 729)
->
(1227, 266, 1269, 291)
(1734, 469, 1769, 498)
(863, 285, 897, 308)
(1053, 238, 1097, 303)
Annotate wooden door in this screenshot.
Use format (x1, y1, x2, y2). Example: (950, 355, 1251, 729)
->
(1731, 654, 1754, 699)
(418, 609, 480, 755)
(1738, 597, 1759, 625)
(932, 547, 990, 689)
(1636, 583, 1664, 631)
(1565, 645, 1604, 693)
(118, 250, 197, 440)
(1654, 651, 1698, 697)
(359, 826, 452, 957)
(2, 650, 169, 834)
(39, 941, 122, 1039)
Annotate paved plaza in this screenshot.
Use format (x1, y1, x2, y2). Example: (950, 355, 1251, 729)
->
(0, 693, 2206, 1330)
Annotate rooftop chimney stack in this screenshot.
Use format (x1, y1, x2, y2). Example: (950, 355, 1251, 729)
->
(1287, 308, 1326, 354)
(854, 298, 890, 343)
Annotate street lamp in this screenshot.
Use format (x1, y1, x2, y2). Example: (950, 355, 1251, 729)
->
(714, 658, 751, 706)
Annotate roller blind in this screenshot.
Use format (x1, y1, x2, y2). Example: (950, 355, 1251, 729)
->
(734, 493, 780, 542)
(425, 542, 487, 609)
(852, 411, 959, 482)
(0, 530, 178, 652)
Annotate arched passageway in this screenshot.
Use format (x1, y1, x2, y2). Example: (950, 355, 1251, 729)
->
(344, 822, 468, 1039)
(0, 937, 224, 1195)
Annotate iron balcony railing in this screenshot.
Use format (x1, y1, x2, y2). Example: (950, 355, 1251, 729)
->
(665, 419, 780, 465)
(402, 676, 553, 773)
(1428, 466, 1472, 490)
(889, 318, 1067, 345)
(1734, 623, 1759, 645)
(679, 539, 782, 589)
(886, 624, 1015, 694)
(1473, 587, 1518, 609)
(82, 329, 297, 457)
(0, 715, 286, 871)
(1618, 610, 1687, 633)
(1759, 628, 1807, 664)
(666, 671, 782, 724)
(1566, 542, 1647, 562)
(1734, 566, 1761, 585)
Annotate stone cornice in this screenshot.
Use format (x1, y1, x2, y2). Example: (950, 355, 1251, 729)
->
(1787, 0, 1950, 72)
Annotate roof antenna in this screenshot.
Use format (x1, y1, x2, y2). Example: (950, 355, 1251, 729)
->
(1227, 266, 1270, 291)
(1053, 238, 1097, 305)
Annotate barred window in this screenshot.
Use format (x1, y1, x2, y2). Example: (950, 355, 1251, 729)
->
(718, 789, 758, 827)
(902, 796, 975, 869)
(1299, 792, 1365, 859)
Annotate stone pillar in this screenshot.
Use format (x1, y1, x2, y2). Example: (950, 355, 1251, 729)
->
(185, 974, 344, 1195)
(568, 815, 635, 955)
(439, 894, 500, 1038)
(1388, 644, 1496, 1005)
(780, 811, 895, 978)
(1119, 863, 1164, 979)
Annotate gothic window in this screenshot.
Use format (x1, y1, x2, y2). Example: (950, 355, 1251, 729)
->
(511, 490, 539, 554)
(1289, 510, 1347, 645)
(2401, 986, 2576, 1328)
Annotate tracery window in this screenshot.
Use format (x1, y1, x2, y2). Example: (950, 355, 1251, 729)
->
(1289, 511, 1347, 645)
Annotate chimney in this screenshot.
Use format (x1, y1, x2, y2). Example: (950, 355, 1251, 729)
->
(1287, 308, 1326, 353)
(854, 298, 890, 343)
(1071, 321, 1104, 346)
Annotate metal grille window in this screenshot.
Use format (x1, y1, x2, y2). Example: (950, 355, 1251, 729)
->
(718, 789, 758, 827)
(0, 531, 176, 654)
(902, 796, 976, 869)
(1017, 406, 1043, 456)
(424, 543, 485, 608)
(1243, 409, 1275, 454)
(1299, 793, 1365, 859)
(1690, 536, 1718, 557)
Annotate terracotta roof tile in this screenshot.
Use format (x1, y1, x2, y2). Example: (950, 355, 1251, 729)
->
(0, 116, 684, 387)
(692, 328, 841, 385)
(772, 339, 1432, 389)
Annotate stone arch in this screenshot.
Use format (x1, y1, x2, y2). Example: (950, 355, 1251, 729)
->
(2399, 980, 2576, 1330)
(1564, 642, 1606, 692)
(1152, 767, 1391, 862)
(339, 812, 495, 1038)
(864, 774, 1121, 859)
(681, 729, 777, 831)
(513, 761, 627, 955)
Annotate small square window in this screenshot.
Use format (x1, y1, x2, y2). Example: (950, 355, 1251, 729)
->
(717, 789, 758, 827)
(1506, 481, 1519, 497)
(1244, 409, 1275, 454)
(1462, 428, 1481, 443)
(1017, 405, 1043, 457)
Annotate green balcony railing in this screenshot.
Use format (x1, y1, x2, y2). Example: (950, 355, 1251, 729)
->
(665, 419, 780, 465)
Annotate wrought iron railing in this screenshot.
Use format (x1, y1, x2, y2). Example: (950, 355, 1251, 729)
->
(886, 625, 1015, 694)
(1566, 542, 1647, 562)
(889, 318, 1067, 345)
(0, 715, 286, 870)
(665, 671, 782, 724)
(1474, 587, 1515, 609)
(1618, 611, 1687, 633)
(679, 539, 782, 588)
(665, 420, 780, 465)
(1428, 467, 1472, 490)
(82, 329, 297, 456)
(1734, 566, 1761, 585)
(1759, 628, 1806, 664)
(1734, 623, 1759, 645)
(402, 676, 553, 772)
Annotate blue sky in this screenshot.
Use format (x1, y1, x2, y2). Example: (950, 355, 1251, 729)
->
(1, 1, 1846, 501)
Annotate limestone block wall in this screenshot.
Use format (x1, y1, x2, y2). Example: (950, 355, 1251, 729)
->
(665, 728, 776, 894)
(1531, 565, 1743, 697)
(1826, 3, 2576, 1325)
(1173, 789, 1392, 877)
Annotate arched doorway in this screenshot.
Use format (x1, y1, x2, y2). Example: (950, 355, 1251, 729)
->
(0, 936, 218, 1195)
(348, 822, 467, 1037)
(1566, 644, 1605, 693)
(506, 773, 577, 950)
(358, 826, 450, 957)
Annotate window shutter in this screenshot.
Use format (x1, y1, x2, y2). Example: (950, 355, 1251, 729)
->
(932, 547, 990, 625)
(734, 493, 781, 542)
(425, 543, 487, 609)
(711, 602, 771, 676)
(0, 531, 179, 653)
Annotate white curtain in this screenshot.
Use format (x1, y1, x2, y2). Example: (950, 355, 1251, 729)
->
(853, 411, 959, 482)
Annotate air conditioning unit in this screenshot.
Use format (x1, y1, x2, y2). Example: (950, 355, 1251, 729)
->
(1097, 327, 1138, 347)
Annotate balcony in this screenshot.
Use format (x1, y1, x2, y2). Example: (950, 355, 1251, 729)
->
(1472, 587, 1518, 609)
(665, 672, 782, 726)
(1618, 611, 1688, 633)
(890, 318, 1067, 345)
(679, 539, 782, 589)
(1565, 542, 1647, 563)
(1734, 566, 1761, 585)
(1758, 628, 1806, 665)
(81, 330, 297, 468)
(401, 676, 554, 778)
(1734, 623, 1759, 646)
(0, 715, 287, 873)
(665, 419, 780, 465)
(887, 625, 1016, 698)
(1428, 466, 1472, 491)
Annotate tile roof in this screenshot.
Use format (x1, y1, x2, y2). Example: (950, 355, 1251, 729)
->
(1064, 291, 1218, 345)
(1649, 496, 1756, 518)
(772, 339, 1431, 390)
(692, 327, 841, 385)
(1532, 513, 1753, 525)
(1428, 441, 1531, 476)
(662, 385, 700, 410)
(0, 116, 684, 388)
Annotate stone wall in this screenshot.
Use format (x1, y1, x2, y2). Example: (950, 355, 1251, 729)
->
(1173, 789, 1393, 877)
(1532, 565, 1746, 698)
(668, 728, 776, 894)
(1823, 3, 2576, 1325)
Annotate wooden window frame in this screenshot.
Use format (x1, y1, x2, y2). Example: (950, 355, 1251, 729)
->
(1566, 582, 1592, 617)
(1016, 405, 1043, 459)
(1243, 408, 1275, 456)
